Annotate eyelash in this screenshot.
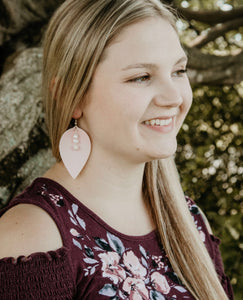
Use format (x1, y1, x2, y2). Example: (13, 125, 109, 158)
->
(173, 69, 188, 77)
(128, 69, 188, 84)
(128, 75, 150, 83)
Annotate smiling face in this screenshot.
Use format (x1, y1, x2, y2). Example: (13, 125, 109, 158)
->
(79, 17, 192, 165)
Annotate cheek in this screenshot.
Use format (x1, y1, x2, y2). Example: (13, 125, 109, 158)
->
(106, 91, 145, 125)
(84, 94, 133, 135)
(176, 86, 192, 133)
(182, 85, 193, 114)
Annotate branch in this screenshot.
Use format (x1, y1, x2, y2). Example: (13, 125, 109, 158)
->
(186, 47, 243, 85)
(189, 18, 243, 48)
(177, 6, 243, 25)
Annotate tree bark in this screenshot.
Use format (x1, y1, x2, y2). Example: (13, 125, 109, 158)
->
(188, 18, 243, 48)
(176, 3, 243, 85)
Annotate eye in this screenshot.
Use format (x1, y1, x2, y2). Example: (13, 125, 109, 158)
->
(172, 69, 188, 77)
(128, 75, 151, 83)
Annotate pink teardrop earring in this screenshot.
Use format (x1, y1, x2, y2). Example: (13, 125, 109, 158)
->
(59, 119, 91, 179)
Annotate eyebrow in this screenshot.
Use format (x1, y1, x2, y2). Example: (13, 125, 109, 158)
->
(122, 63, 158, 71)
(121, 56, 188, 71)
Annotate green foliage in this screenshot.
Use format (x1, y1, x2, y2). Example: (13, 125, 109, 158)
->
(174, 1, 242, 297)
(176, 84, 243, 298)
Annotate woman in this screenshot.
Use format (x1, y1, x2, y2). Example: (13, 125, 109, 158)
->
(0, 0, 233, 299)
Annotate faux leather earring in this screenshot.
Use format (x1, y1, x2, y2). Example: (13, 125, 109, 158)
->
(59, 119, 91, 179)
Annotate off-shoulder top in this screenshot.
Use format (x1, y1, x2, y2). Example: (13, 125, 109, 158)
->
(0, 177, 234, 299)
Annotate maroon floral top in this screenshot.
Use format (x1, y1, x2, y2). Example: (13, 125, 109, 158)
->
(0, 178, 234, 300)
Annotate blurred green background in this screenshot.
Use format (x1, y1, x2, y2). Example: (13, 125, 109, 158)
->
(176, 85, 242, 299)
(174, 1, 242, 298)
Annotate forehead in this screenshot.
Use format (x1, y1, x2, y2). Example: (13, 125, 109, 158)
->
(101, 17, 185, 67)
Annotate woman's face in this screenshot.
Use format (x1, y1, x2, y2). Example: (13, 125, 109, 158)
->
(80, 17, 192, 164)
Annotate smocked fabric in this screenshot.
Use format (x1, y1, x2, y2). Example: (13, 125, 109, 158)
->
(0, 178, 234, 299)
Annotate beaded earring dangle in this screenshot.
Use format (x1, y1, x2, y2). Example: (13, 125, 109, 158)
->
(59, 119, 91, 179)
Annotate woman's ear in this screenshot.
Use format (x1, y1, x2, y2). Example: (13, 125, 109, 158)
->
(72, 106, 82, 119)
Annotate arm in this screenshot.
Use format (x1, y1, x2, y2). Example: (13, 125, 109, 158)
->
(0, 203, 63, 258)
(0, 204, 75, 299)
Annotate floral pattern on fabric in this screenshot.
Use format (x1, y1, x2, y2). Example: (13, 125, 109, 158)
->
(68, 203, 193, 300)
(37, 184, 64, 207)
(24, 179, 232, 300)
(186, 196, 206, 242)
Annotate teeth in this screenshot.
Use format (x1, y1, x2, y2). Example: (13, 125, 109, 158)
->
(145, 118, 173, 126)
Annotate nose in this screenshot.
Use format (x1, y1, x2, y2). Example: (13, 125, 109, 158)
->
(153, 81, 183, 107)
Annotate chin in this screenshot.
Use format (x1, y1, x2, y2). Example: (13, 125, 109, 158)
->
(147, 145, 177, 161)
(150, 152, 175, 161)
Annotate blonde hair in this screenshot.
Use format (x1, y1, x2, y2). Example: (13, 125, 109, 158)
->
(43, 1, 228, 299)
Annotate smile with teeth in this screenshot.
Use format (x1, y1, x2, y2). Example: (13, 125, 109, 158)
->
(144, 117, 173, 126)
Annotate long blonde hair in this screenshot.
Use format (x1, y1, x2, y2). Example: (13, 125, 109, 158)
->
(43, 1, 228, 299)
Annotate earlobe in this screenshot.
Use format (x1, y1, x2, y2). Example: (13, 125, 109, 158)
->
(72, 106, 82, 120)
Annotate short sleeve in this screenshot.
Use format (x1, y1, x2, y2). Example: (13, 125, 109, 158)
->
(0, 247, 75, 300)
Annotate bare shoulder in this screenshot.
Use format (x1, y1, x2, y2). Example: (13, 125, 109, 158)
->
(197, 206, 213, 235)
(0, 204, 63, 259)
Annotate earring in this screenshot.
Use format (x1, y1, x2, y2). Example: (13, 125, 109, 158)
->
(59, 119, 91, 179)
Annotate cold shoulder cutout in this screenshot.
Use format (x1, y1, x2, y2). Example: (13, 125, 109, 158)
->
(0, 203, 63, 259)
(0, 178, 234, 299)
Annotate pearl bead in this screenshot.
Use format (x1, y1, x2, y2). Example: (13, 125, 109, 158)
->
(72, 144, 80, 151)
(73, 138, 79, 144)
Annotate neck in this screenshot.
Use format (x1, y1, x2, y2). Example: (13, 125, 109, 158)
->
(44, 151, 155, 236)
(46, 151, 146, 206)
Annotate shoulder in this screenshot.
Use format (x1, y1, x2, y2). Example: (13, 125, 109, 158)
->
(0, 203, 63, 259)
(197, 206, 213, 235)
(185, 195, 213, 235)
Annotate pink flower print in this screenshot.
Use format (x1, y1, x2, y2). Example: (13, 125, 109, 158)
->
(98, 252, 126, 284)
(152, 255, 164, 269)
(123, 277, 149, 300)
(49, 193, 64, 207)
(70, 228, 82, 238)
(123, 251, 147, 279)
(151, 272, 170, 295)
(199, 230, 206, 242)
